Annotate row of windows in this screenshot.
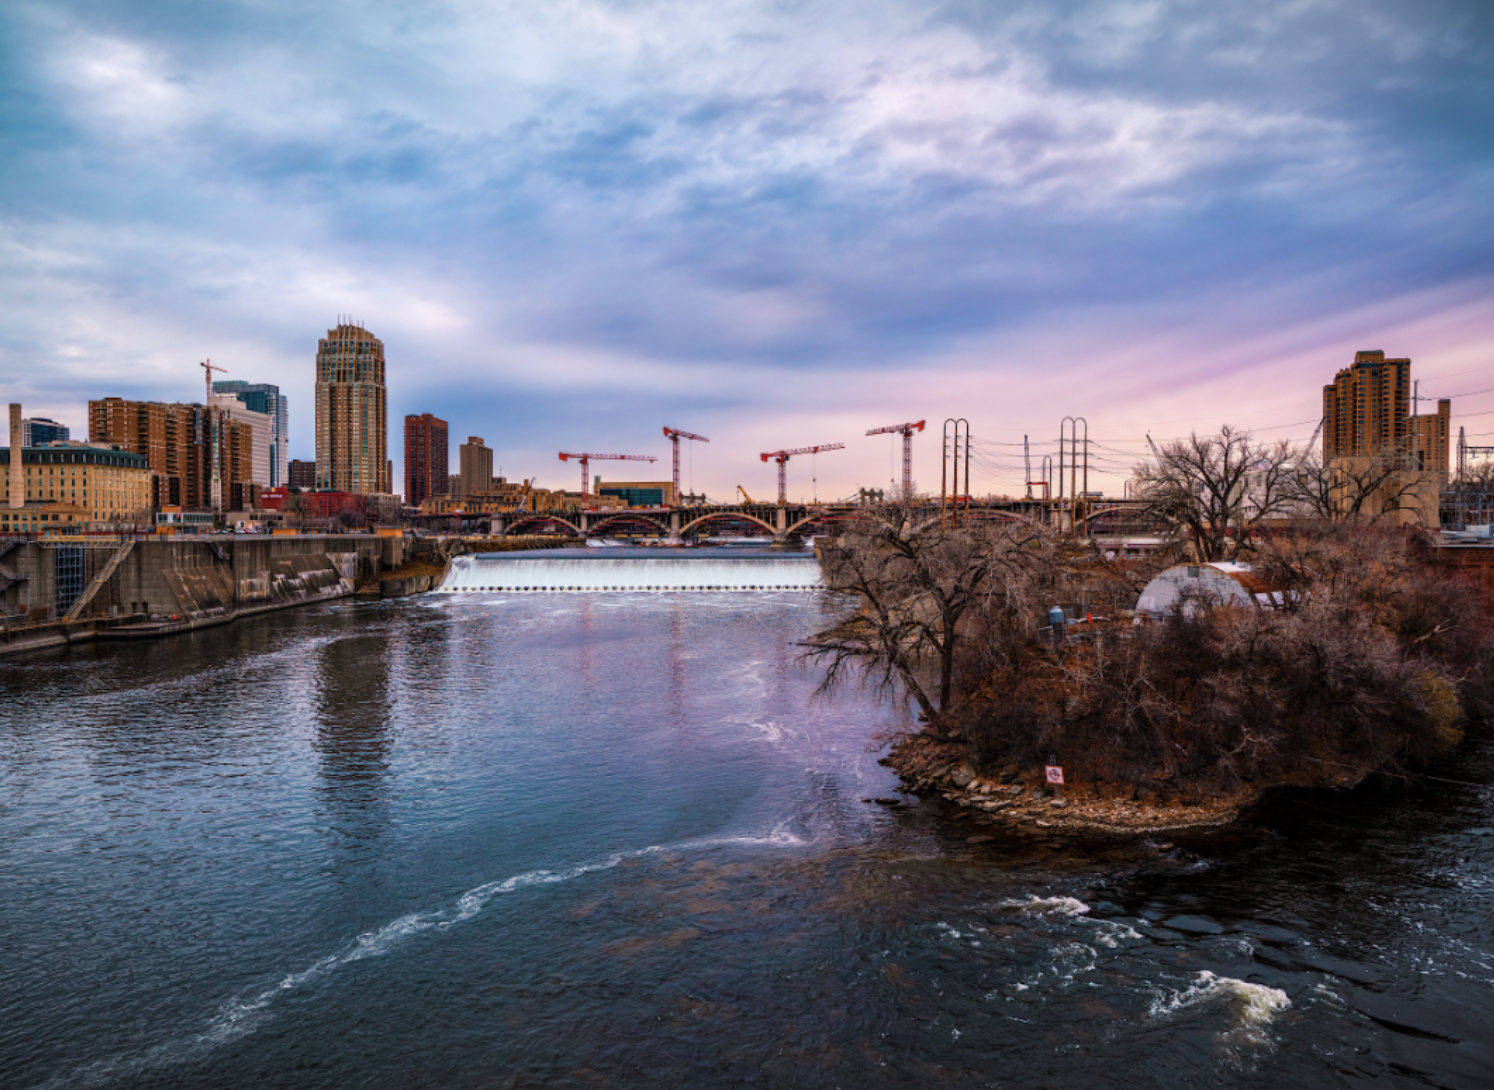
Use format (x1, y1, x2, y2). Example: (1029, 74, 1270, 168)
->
(0, 451, 147, 467)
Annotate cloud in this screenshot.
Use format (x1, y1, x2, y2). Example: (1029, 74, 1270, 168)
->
(0, 0, 1491, 499)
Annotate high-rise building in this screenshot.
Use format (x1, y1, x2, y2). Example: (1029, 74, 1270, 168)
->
(88, 397, 255, 511)
(458, 437, 493, 500)
(1323, 351, 1412, 462)
(1411, 398, 1452, 479)
(212, 381, 289, 487)
(1323, 350, 1452, 480)
(314, 322, 388, 494)
(210, 394, 273, 488)
(404, 413, 449, 506)
(289, 459, 316, 489)
(21, 417, 70, 446)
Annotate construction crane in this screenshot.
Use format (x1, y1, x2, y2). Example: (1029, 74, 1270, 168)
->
(200, 359, 227, 512)
(759, 443, 845, 505)
(736, 484, 755, 504)
(662, 427, 709, 507)
(865, 420, 925, 499)
(558, 452, 657, 499)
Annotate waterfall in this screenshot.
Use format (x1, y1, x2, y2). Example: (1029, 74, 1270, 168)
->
(437, 547, 822, 593)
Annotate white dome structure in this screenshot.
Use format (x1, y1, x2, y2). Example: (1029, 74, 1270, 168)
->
(1135, 561, 1285, 618)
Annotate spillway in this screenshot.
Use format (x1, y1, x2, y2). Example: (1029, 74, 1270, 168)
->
(437, 547, 822, 593)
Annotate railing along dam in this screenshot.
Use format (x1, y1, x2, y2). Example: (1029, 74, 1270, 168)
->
(437, 547, 823, 593)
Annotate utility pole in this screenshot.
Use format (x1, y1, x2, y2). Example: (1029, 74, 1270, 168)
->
(1060, 417, 1086, 532)
(1023, 435, 1032, 500)
(942, 418, 969, 528)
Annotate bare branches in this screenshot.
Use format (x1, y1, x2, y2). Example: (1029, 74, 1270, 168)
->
(1130, 425, 1298, 561)
(1288, 445, 1431, 522)
(803, 504, 1054, 723)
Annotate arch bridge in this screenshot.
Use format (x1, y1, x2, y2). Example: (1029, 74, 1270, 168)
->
(491, 503, 866, 543)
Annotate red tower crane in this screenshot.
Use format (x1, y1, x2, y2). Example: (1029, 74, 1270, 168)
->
(558, 452, 657, 499)
(759, 443, 845, 505)
(865, 420, 925, 500)
(662, 427, 709, 506)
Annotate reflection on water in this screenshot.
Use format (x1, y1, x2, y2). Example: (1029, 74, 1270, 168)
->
(0, 594, 1492, 1089)
(314, 632, 392, 846)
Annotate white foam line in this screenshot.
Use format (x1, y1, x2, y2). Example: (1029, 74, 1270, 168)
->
(27, 827, 808, 1090)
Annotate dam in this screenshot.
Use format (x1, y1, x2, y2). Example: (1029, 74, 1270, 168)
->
(438, 546, 822, 593)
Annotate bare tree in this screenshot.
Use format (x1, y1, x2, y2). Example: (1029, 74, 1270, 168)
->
(284, 492, 312, 527)
(803, 505, 1051, 722)
(334, 505, 367, 532)
(1131, 425, 1297, 561)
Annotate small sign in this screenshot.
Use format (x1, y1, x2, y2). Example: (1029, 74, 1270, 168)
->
(1045, 765, 1065, 786)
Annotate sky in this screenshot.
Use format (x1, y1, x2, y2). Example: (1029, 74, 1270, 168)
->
(2, 0, 1492, 502)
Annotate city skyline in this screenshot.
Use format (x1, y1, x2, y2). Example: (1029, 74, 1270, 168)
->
(2, 1, 1491, 501)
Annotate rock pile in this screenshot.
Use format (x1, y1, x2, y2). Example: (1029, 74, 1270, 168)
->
(882, 734, 1244, 835)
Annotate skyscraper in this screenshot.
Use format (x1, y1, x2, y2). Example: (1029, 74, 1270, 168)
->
(458, 436, 493, 500)
(314, 321, 388, 494)
(1323, 350, 1412, 461)
(212, 381, 289, 487)
(1322, 350, 1451, 479)
(404, 413, 449, 506)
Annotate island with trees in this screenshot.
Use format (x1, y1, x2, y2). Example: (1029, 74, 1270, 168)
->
(806, 426, 1494, 833)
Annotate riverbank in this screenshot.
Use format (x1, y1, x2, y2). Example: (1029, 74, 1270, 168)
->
(883, 733, 1250, 835)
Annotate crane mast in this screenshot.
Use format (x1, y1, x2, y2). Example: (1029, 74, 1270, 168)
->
(200, 359, 227, 513)
(662, 427, 709, 507)
(865, 420, 925, 500)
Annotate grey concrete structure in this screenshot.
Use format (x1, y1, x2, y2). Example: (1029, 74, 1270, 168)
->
(0, 534, 405, 655)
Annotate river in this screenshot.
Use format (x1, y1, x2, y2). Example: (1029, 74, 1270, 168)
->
(2, 579, 1492, 1088)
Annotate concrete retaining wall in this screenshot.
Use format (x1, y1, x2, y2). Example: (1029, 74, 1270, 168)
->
(0, 534, 404, 654)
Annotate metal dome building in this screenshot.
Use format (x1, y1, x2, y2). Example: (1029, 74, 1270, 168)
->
(1135, 561, 1285, 618)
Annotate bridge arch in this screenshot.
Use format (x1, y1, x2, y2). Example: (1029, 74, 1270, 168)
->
(678, 511, 778, 538)
(588, 512, 669, 536)
(503, 514, 582, 537)
(784, 512, 857, 537)
(1078, 504, 1137, 525)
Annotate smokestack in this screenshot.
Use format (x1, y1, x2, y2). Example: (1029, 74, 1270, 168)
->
(8, 404, 22, 510)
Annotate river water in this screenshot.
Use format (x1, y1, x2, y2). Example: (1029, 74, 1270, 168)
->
(2, 582, 1493, 1088)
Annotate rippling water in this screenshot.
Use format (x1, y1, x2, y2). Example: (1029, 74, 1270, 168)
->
(2, 592, 1492, 1088)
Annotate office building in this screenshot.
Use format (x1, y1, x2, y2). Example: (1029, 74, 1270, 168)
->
(289, 459, 316, 489)
(21, 417, 70, 446)
(458, 436, 493, 499)
(314, 321, 388, 494)
(88, 397, 255, 511)
(404, 413, 449, 507)
(594, 479, 676, 507)
(213, 381, 289, 487)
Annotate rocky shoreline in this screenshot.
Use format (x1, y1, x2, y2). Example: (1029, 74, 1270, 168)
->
(880, 734, 1250, 836)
